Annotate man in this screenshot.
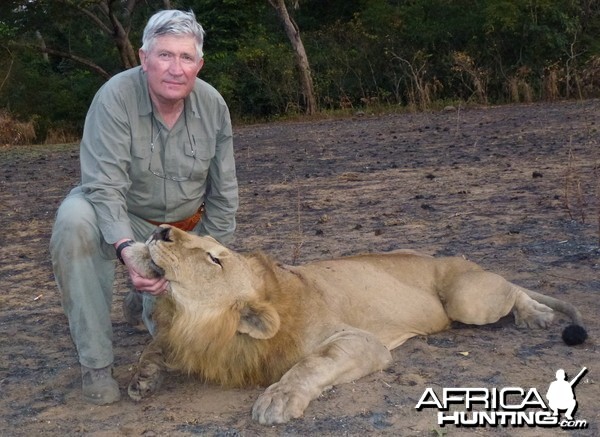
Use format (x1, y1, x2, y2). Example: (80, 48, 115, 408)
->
(50, 9, 238, 405)
(546, 368, 581, 421)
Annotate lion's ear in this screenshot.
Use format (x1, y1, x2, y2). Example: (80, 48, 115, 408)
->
(237, 301, 280, 339)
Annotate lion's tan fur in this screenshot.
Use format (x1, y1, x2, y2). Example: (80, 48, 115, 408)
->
(154, 253, 306, 386)
(127, 225, 586, 425)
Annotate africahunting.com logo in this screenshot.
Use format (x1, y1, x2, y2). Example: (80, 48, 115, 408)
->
(415, 367, 588, 429)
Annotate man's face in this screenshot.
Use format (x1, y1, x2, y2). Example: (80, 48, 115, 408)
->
(139, 35, 204, 106)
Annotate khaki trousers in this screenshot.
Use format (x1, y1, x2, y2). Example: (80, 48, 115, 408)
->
(50, 187, 159, 369)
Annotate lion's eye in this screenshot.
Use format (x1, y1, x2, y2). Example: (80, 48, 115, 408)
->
(208, 253, 222, 268)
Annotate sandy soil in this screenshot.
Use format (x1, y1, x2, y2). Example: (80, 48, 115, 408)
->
(1, 100, 598, 436)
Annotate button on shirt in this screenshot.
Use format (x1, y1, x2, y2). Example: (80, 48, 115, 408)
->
(79, 66, 238, 244)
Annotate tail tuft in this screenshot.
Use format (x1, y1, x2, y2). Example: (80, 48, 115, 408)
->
(562, 324, 588, 346)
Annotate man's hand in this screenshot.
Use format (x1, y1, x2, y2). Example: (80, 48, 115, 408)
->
(115, 239, 169, 296)
(124, 248, 169, 295)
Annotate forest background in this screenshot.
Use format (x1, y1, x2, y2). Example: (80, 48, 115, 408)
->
(1, 0, 600, 144)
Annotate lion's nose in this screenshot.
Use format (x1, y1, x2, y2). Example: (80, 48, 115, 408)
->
(152, 226, 171, 242)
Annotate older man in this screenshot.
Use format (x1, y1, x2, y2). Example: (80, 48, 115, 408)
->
(50, 9, 238, 405)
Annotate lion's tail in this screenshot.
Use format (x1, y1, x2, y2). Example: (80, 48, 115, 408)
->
(523, 288, 588, 346)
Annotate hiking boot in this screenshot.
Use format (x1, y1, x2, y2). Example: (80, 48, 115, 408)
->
(122, 288, 145, 330)
(81, 365, 121, 405)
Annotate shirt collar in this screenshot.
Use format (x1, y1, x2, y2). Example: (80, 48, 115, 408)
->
(137, 67, 153, 117)
(186, 89, 201, 120)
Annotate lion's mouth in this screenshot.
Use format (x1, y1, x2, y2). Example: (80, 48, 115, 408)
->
(146, 226, 173, 277)
(149, 259, 165, 277)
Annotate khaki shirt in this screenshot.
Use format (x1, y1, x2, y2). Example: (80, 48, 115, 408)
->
(79, 66, 238, 244)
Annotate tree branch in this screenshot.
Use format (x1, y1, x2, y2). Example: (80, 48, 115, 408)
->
(13, 43, 110, 80)
(55, 0, 113, 35)
(0, 46, 15, 93)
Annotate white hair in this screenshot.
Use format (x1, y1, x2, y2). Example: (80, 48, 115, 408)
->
(141, 10, 205, 60)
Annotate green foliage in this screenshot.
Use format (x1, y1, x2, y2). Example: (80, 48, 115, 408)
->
(1, 0, 600, 138)
(190, 0, 299, 118)
(300, 0, 600, 108)
(1, 51, 103, 141)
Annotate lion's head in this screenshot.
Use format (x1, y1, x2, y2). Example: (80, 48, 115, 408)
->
(130, 225, 281, 341)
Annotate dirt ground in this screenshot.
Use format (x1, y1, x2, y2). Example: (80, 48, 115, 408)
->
(1, 100, 598, 436)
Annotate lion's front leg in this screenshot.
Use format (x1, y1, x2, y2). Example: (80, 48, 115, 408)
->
(128, 338, 166, 401)
(251, 329, 392, 425)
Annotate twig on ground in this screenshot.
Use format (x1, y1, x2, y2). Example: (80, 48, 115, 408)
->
(291, 182, 305, 264)
(564, 143, 586, 224)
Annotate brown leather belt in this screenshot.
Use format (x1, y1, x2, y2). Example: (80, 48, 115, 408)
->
(145, 204, 204, 232)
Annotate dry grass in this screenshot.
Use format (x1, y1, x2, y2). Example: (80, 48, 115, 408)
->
(0, 112, 80, 146)
(44, 126, 79, 145)
(0, 111, 36, 145)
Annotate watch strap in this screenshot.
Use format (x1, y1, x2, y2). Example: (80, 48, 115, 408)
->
(116, 240, 135, 265)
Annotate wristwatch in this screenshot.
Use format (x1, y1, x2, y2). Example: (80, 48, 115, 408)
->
(116, 240, 135, 265)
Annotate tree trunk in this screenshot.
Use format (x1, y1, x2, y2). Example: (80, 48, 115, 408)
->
(268, 0, 317, 115)
(35, 31, 50, 63)
(102, 0, 138, 69)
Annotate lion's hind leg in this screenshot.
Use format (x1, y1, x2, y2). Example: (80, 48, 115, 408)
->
(512, 288, 554, 329)
(442, 271, 518, 325)
(441, 271, 553, 328)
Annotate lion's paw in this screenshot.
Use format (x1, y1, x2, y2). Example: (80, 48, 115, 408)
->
(251, 382, 310, 425)
(127, 364, 164, 401)
(514, 299, 554, 329)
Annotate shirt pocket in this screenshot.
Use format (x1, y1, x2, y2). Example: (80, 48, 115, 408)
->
(187, 135, 215, 182)
(131, 136, 152, 178)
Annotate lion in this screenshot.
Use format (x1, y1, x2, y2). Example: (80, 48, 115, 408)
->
(126, 225, 587, 425)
